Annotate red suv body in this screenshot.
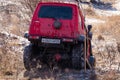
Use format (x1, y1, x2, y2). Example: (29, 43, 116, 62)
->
(29, 2, 85, 42)
(24, 2, 95, 70)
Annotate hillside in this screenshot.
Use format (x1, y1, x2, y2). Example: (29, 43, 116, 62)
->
(0, 0, 120, 80)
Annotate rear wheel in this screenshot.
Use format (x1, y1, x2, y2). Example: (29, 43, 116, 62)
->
(72, 44, 85, 69)
(23, 44, 40, 71)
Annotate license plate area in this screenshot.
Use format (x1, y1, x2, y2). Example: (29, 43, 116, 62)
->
(41, 38, 61, 44)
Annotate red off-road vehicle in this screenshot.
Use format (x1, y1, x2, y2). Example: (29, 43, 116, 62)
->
(24, 1, 95, 70)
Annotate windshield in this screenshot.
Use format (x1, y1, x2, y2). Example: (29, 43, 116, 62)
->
(38, 5, 73, 19)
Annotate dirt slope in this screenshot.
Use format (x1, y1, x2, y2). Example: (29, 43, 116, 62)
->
(0, 0, 120, 80)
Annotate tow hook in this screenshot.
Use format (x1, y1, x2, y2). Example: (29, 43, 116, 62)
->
(54, 53, 61, 61)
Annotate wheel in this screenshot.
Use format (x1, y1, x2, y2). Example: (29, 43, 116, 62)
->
(72, 44, 85, 69)
(23, 44, 39, 71)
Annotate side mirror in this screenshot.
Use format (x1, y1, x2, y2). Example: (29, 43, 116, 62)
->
(24, 33, 29, 39)
(87, 25, 92, 32)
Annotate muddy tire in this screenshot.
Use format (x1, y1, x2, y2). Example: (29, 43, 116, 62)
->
(72, 44, 85, 69)
(23, 44, 39, 71)
(23, 45, 32, 71)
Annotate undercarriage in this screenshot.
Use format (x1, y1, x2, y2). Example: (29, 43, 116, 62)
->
(23, 41, 95, 71)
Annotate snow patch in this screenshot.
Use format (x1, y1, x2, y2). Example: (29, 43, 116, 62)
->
(114, 1, 120, 10)
(95, 9, 120, 16)
(0, 31, 30, 46)
(86, 18, 105, 24)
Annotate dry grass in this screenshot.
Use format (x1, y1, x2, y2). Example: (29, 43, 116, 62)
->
(96, 70, 119, 80)
(85, 0, 120, 38)
(0, 0, 120, 80)
(92, 15, 120, 42)
(102, 0, 116, 4)
(7, 14, 29, 36)
(84, 6, 97, 17)
(106, 16, 120, 41)
(89, 2, 120, 79)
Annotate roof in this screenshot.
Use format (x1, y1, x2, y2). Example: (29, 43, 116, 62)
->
(40, 0, 78, 6)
